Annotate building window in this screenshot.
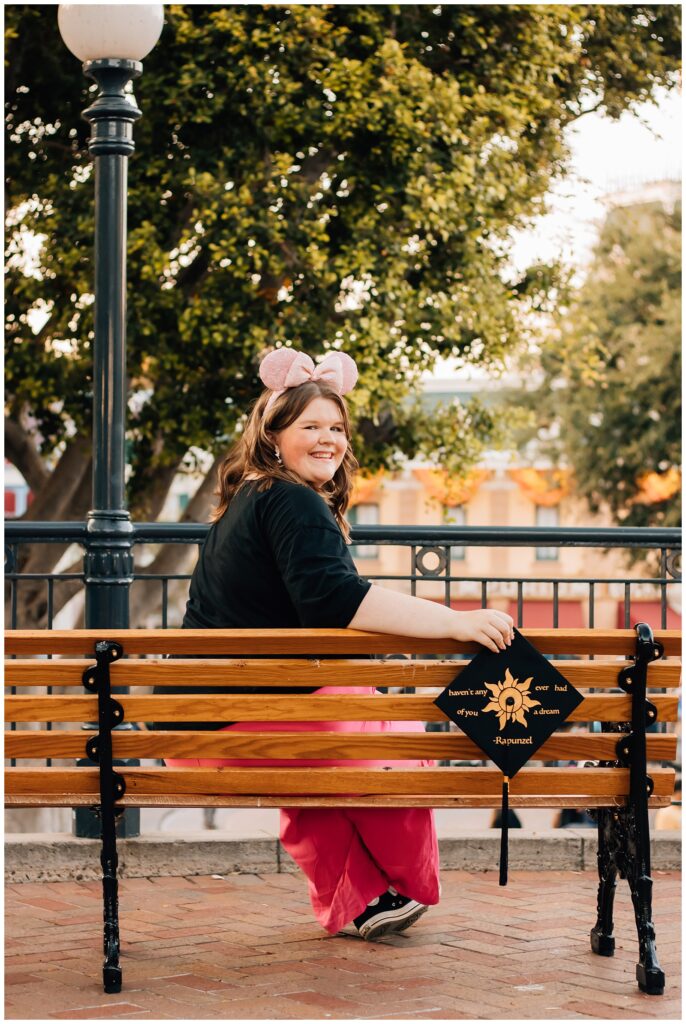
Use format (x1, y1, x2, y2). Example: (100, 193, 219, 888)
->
(444, 505, 466, 561)
(348, 503, 379, 558)
(536, 505, 559, 560)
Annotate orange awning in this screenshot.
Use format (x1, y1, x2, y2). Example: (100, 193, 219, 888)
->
(349, 470, 385, 507)
(631, 468, 681, 505)
(412, 468, 490, 506)
(508, 468, 572, 507)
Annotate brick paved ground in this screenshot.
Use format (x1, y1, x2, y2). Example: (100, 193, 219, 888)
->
(5, 870, 681, 1020)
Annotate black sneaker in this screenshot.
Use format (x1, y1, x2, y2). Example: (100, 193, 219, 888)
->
(353, 886, 429, 940)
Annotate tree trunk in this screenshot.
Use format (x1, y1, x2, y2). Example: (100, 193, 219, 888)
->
(6, 440, 92, 629)
(127, 458, 220, 628)
(4, 416, 50, 494)
(17, 434, 91, 528)
(129, 458, 182, 522)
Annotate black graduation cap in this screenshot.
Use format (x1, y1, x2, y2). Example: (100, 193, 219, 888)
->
(434, 628, 584, 885)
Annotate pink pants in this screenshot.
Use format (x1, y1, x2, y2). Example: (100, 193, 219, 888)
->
(166, 687, 441, 933)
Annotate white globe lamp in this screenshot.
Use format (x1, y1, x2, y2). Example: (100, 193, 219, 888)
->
(58, 4, 164, 62)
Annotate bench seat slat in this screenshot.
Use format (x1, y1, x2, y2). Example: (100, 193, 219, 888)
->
(5, 693, 680, 723)
(5, 658, 681, 689)
(4, 793, 674, 809)
(5, 627, 682, 657)
(6, 791, 675, 809)
(5, 729, 679, 762)
(5, 765, 676, 798)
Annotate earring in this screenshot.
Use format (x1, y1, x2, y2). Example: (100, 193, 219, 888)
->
(274, 446, 283, 465)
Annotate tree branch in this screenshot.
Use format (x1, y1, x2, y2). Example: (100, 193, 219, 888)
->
(4, 417, 50, 493)
(176, 246, 211, 299)
(358, 411, 398, 448)
(564, 99, 605, 125)
(299, 147, 337, 185)
(18, 434, 90, 524)
(18, 450, 91, 585)
(37, 137, 81, 157)
(129, 458, 183, 521)
(61, 457, 93, 521)
(179, 456, 221, 523)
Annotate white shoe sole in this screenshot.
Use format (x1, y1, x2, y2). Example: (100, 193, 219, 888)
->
(358, 902, 429, 941)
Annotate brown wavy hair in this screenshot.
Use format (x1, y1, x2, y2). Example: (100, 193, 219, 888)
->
(210, 379, 359, 542)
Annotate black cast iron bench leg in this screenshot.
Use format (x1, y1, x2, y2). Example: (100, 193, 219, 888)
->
(630, 871, 664, 995)
(590, 623, 666, 995)
(83, 640, 126, 993)
(101, 837, 122, 993)
(591, 807, 618, 956)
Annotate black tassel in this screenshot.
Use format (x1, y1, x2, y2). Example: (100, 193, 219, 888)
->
(499, 776, 509, 886)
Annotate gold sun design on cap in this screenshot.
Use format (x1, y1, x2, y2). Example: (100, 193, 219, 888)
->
(482, 668, 541, 731)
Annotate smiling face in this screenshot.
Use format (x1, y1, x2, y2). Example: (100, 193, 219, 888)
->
(272, 395, 349, 487)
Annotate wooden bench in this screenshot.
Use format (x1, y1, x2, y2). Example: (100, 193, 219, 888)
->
(5, 624, 680, 996)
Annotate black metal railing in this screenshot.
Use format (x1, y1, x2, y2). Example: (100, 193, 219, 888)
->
(4, 521, 682, 631)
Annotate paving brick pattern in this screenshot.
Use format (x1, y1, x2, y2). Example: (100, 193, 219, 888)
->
(5, 870, 681, 1020)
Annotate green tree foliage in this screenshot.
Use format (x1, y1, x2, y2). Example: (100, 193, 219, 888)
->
(518, 199, 681, 528)
(5, 3, 681, 526)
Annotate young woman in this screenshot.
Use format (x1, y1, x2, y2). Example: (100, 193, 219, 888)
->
(167, 347, 514, 940)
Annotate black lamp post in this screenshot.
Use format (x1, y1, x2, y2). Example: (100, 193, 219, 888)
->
(81, 57, 142, 628)
(57, 4, 164, 838)
(57, 4, 163, 627)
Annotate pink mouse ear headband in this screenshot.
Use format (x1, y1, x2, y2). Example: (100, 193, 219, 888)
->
(259, 348, 358, 415)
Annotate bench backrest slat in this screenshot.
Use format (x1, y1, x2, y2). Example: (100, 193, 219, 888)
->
(5, 658, 681, 689)
(5, 729, 678, 763)
(5, 692, 680, 724)
(6, 627, 682, 657)
(5, 765, 677, 800)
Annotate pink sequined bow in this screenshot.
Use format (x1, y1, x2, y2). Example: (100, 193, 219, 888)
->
(260, 349, 358, 414)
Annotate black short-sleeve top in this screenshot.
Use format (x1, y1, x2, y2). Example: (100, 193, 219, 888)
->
(154, 478, 372, 731)
(184, 477, 371, 631)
